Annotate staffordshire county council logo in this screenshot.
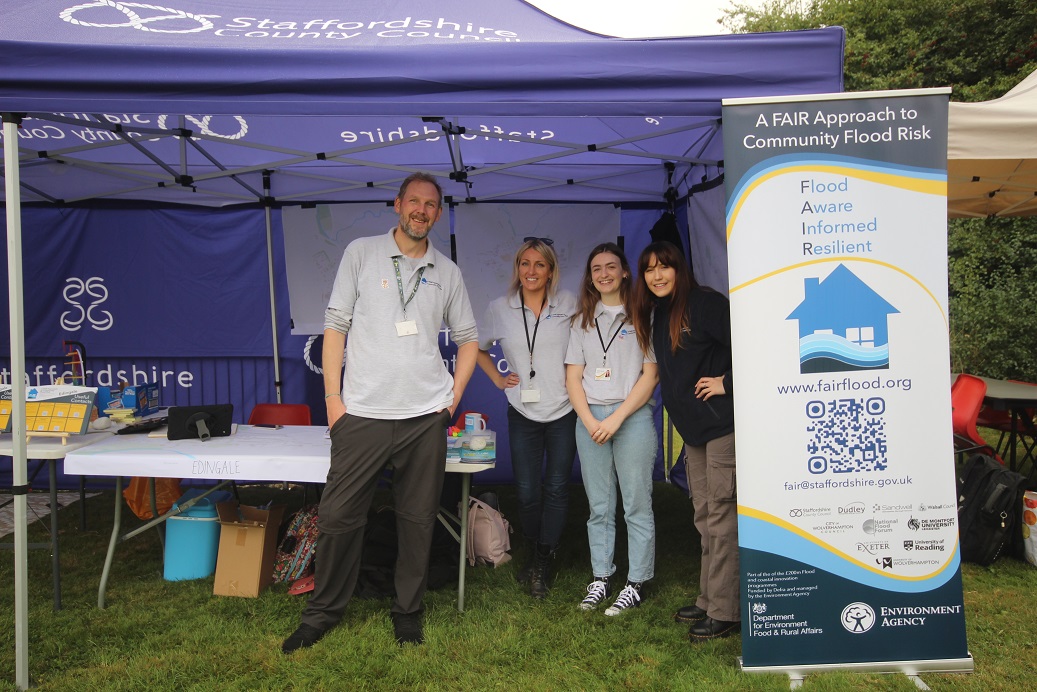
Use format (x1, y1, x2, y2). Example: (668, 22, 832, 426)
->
(840, 602, 876, 634)
(61, 1, 217, 34)
(61, 277, 114, 331)
(786, 264, 899, 374)
(155, 115, 249, 140)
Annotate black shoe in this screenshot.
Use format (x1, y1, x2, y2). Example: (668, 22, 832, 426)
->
(674, 604, 708, 624)
(529, 542, 555, 599)
(391, 612, 424, 646)
(281, 623, 326, 653)
(688, 617, 741, 641)
(515, 539, 535, 583)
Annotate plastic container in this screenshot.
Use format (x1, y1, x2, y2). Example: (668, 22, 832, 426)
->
(460, 430, 496, 461)
(163, 488, 234, 581)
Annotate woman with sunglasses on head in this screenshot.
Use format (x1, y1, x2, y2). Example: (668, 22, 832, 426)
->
(477, 237, 578, 599)
(632, 240, 740, 642)
(565, 243, 658, 616)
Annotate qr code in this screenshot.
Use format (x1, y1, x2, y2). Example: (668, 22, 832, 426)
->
(805, 398, 887, 474)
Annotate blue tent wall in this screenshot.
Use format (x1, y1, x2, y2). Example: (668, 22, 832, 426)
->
(0, 203, 673, 488)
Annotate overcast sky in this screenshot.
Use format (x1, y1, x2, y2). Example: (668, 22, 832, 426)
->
(529, 0, 764, 37)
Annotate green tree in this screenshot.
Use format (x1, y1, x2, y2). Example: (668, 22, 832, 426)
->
(948, 217, 1037, 381)
(723, 0, 1037, 100)
(723, 0, 1037, 381)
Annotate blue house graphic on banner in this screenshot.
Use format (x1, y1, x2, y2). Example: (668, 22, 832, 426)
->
(786, 264, 899, 373)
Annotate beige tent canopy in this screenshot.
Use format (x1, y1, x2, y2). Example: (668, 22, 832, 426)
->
(948, 68, 1037, 217)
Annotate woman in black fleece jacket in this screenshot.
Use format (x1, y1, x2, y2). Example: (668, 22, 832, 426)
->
(632, 241, 741, 642)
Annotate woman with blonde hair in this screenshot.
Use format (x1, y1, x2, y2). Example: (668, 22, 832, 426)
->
(477, 237, 578, 599)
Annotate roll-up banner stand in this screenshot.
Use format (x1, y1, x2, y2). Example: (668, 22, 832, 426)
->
(722, 88, 973, 680)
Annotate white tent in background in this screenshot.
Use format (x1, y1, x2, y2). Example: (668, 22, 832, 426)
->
(948, 68, 1037, 218)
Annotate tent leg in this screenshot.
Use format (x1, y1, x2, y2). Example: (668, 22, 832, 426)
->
(262, 181, 282, 403)
(6, 114, 31, 692)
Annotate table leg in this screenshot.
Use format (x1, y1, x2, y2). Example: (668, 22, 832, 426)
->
(79, 475, 87, 531)
(98, 476, 123, 609)
(457, 473, 470, 613)
(1009, 411, 1021, 471)
(48, 459, 61, 611)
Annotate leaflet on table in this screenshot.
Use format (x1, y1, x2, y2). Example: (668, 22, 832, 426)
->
(0, 384, 97, 435)
(447, 431, 496, 462)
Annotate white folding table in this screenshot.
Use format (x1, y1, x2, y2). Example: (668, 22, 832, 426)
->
(63, 424, 493, 610)
(0, 429, 112, 609)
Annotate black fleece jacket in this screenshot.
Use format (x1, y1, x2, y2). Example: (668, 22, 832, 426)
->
(651, 288, 735, 447)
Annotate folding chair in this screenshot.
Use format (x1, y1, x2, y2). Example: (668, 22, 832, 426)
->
(245, 403, 317, 501)
(951, 374, 998, 463)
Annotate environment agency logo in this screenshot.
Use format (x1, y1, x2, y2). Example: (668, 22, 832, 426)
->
(840, 602, 876, 633)
(61, 1, 216, 34)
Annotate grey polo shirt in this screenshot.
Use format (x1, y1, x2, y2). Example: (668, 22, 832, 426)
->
(565, 302, 654, 406)
(479, 289, 576, 423)
(325, 229, 477, 419)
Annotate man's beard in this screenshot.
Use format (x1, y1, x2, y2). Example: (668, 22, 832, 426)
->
(399, 214, 433, 241)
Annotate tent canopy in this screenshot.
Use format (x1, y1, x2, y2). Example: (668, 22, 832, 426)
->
(948, 67, 1037, 218)
(0, 0, 846, 208)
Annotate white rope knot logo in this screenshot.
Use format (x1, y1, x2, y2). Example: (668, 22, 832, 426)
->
(61, 1, 217, 34)
(156, 115, 249, 141)
(62, 277, 114, 331)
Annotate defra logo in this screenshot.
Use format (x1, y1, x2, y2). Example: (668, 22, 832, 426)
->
(61, 277, 114, 331)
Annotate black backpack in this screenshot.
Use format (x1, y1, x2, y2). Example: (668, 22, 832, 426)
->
(957, 453, 1029, 565)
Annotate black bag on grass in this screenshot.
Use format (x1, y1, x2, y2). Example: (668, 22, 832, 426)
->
(957, 453, 1028, 565)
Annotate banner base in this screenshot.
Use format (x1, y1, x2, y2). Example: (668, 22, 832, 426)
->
(738, 654, 974, 684)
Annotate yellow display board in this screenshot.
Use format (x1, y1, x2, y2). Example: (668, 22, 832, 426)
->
(0, 385, 97, 436)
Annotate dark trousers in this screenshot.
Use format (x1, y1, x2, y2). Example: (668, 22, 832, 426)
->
(301, 410, 449, 631)
(507, 406, 578, 548)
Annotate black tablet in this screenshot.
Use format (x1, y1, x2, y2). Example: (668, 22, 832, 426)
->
(167, 404, 234, 441)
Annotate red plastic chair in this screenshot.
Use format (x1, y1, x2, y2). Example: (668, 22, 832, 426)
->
(951, 374, 997, 462)
(246, 403, 316, 500)
(248, 403, 312, 426)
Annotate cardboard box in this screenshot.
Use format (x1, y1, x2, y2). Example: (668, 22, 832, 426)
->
(213, 501, 286, 598)
(97, 382, 159, 417)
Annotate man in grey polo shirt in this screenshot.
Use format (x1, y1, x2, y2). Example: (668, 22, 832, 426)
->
(282, 172, 478, 652)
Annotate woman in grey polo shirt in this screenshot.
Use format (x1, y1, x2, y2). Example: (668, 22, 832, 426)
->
(477, 237, 578, 599)
(565, 243, 658, 616)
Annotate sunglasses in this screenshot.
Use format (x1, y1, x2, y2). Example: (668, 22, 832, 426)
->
(523, 236, 554, 246)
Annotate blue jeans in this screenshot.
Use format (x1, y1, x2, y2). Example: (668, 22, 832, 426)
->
(507, 406, 577, 548)
(576, 402, 657, 583)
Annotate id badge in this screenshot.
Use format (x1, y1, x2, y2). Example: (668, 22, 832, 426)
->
(520, 388, 541, 403)
(594, 368, 612, 382)
(395, 320, 418, 336)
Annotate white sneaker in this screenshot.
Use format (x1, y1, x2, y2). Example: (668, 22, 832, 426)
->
(604, 583, 642, 616)
(579, 578, 611, 610)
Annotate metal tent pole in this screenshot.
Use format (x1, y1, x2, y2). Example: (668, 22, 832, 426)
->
(5, 114, 30, 691)
(262, 171, 282, 403)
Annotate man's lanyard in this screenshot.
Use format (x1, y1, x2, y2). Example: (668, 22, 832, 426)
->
(392, 256, 425, 319)
(595, 315, 625, 368)
(521, 293, 548, 380)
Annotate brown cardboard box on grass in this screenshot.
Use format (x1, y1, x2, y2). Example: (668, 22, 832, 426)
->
(213, 501, 285, 597)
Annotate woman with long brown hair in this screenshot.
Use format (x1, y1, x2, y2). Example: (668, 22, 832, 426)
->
(632, 240, 740, 641)
(565, 242, 658, 615)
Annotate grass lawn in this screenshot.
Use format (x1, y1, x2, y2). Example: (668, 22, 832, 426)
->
(2, 473, 1035, 691)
